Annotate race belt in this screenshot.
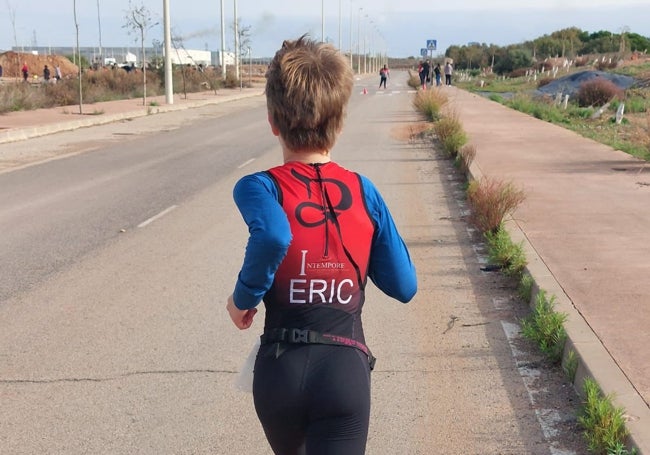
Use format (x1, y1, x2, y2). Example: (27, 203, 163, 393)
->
(260, 327, 376, 370)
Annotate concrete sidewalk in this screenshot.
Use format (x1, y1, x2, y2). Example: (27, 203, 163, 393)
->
(1, 84, 648, 452)
(0, 87, 263, 144)
(448, 87, 650, 453)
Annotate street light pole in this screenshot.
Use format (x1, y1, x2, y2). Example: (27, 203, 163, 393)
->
(338, 0, 342, 50)
(349, 0, 353, 67)
(357, 8, 362, 74)
(96, 0, 102, 64)
(321, 0, 325, 43)
(234, 0, 239, 81)
(163, 0, 173, 104)
(220, 0, 226, 79)
(363, 15, 367, 74)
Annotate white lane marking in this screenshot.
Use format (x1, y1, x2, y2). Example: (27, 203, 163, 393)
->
(137, 205, 178, 228)
(500, 320, 576, 455)
(238, 158, 256, 169)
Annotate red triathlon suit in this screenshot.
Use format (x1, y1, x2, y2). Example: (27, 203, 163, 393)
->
(262, 161, 374, 347)
(253, 161, 376, 455)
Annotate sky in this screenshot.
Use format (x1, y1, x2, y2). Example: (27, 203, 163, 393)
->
(2, 0, 649, 58)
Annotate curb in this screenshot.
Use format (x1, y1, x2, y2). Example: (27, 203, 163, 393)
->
(467, 159, 649, 454)
(0, 91, 264, 145)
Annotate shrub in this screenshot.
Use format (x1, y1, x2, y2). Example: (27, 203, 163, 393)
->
(521, 290, 567, 363)
(518, 273, 534, 303)
(576, 78, 624, 107)
(536, 61, 554, 72)
(412, 88, 448, 121)
(466, 176, 525, 234)
(407, 70, 421, 89)
(564, 350, 579, 383)
(596, 60, 619, 71)
(537, 77, 554, 88)
(455, 143, 476, 174)
(433, 114, 467, 157)
(484, 226, 527, 277)
(507, 67, 530, 78)
(578, 378, 632, 454)
(43, 81, 79, 106)
(0, 82, 41, 112)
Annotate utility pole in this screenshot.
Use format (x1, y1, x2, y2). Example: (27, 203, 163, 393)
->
(357, 8, 362, 74)
(163, 0, 173, 104)
(338, 0, 341, 50)
(349, 0, 353, 67)
(73, 0, 83, 114)
(220, 0, 226, 79)
(96, 0, 103, 64)
(234, 0, 239, 80)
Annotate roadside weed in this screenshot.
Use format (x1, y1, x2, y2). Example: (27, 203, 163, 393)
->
(455, 143, 476, 174)
(466, 176, 526, 234)
(433, 113, 467, 158)
(578, 378, 635, 454)
(412, 88, 448, 122)
(518, 273, 534, 303)
(484, 226, 527, 277)
(563, 349, 579, 383)
(521, 290, 567, 364)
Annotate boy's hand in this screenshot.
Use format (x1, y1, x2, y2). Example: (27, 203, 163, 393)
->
(226, 294, 257, 330)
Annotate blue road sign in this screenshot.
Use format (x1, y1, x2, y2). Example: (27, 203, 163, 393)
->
(427, 39, 437, 50)
(420, 48, 428, 57)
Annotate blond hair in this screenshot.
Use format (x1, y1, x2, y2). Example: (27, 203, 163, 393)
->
(265, 35, 353, 152)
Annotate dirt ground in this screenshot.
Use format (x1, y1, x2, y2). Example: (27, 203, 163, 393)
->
(0, 51, 79, 80)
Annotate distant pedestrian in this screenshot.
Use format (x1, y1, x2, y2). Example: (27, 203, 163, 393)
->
(43, 65, 51, 82)
(22, 62, 29, 82)
(434, 63, 441, 86)
(379, 64, 389, 89)
(444, 61, 453, 86)
(423, 59, 431, 86)
(418, 61, 425, 88)
(0, 64, 3, 78)
(54, 65, 62, 81)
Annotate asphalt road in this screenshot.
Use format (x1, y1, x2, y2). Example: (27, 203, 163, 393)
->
(0, 73, 586, 454)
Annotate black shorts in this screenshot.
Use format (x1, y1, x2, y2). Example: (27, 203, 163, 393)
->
(253, 343, 371, 455)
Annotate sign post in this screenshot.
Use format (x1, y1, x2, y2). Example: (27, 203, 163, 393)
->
(426, 39, 437, 59)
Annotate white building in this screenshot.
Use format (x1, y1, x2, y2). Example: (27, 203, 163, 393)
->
(211, 51, 235, 67)
(168, 49, 211, 66)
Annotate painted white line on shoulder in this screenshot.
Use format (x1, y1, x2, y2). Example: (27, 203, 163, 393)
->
(500, 320, 577, 455)
(238, 158, 256, 169)
(138, 205, 178, 228)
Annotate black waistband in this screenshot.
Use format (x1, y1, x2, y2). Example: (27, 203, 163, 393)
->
(260, 328, 376, 370)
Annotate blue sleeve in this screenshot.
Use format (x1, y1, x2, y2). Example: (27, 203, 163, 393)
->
(361, 176, 417, 303)
(231, 172, 292, 310)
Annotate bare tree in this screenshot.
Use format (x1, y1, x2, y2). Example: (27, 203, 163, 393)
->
(6, 0, 17, 49)
(73, 0, 83, 114)
(123, 0, 158, 106)
(230, 19, 252, 85)
(6, 0, 19, 77)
